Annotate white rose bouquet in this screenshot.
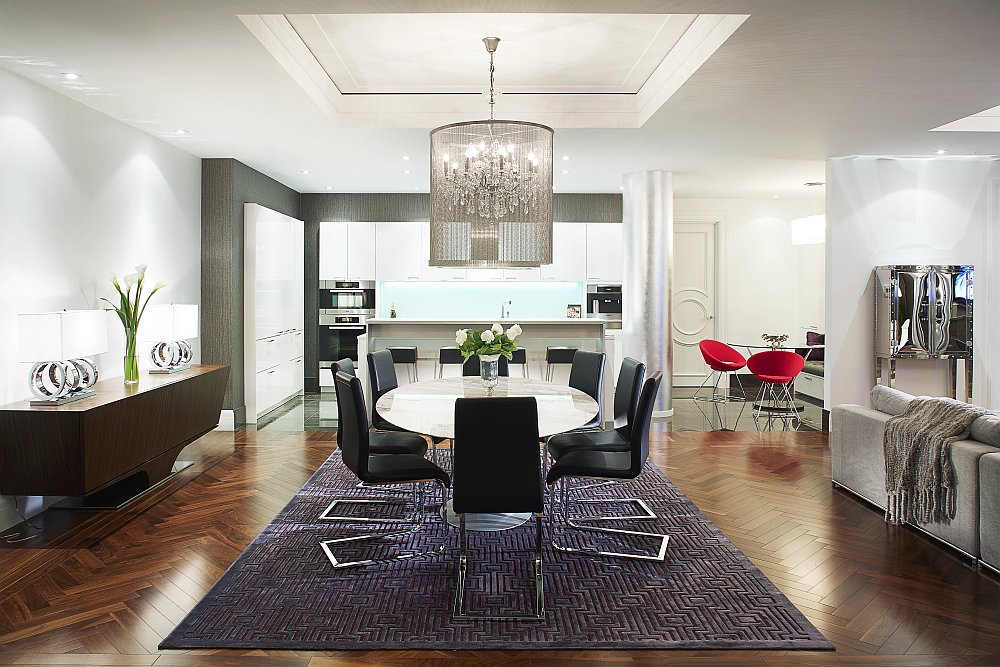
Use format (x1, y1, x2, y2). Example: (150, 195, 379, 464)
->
(455, 323, 522, 361)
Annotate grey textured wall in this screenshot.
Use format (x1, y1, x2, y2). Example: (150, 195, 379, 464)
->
(201, 158, 300, 421)
(298, 192, 621, 391)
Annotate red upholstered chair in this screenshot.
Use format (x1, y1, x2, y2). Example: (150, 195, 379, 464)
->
(695, 340, 748, 404)
(747, 350, 805, 431)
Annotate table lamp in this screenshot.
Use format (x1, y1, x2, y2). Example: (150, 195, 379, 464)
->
(17, 310, 109, 405)
(142, 304, 198, 374)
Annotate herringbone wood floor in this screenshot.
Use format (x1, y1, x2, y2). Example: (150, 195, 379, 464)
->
(2, 426, 1000, 666)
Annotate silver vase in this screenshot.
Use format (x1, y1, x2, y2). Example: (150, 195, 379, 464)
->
(479, 354, 500, 394)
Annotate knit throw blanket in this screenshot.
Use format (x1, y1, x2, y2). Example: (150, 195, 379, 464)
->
(884, 397, 987, 525)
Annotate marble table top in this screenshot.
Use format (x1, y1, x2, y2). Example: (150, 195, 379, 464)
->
(374, 377, 599, 439)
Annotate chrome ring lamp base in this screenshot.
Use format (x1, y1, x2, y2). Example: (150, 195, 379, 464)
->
(149, 339, 193, 374)
(28, 358, 99, 406)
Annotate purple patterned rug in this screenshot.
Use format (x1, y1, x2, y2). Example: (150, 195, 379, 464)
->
(161, 450, 832, 650)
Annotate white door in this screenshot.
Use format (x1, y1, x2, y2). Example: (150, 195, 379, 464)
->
(672, 222, 716, 387)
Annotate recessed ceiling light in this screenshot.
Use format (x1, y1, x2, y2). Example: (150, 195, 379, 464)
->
(619, 186, 624, 191)
(561, 170, 569, 175)
(301, 169, 310, 174)
(772, 195, 779, 199)
(173, 129, 188, 135)
(324, 186, 332, 190)
(562, 155, 570, 161)
(62, 72, 81, 80)
(403, 169, 411, 175)
(936, 149, 947, 155)
(414, 186, 420, 191)
(402, 155, 410, 161)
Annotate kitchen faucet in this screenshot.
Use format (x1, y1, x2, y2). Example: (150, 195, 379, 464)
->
(500, 300, 511, 318)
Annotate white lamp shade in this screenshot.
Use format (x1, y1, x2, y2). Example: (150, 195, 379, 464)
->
(791, 214, 826, 245)
(17, 310, 109, 362)
(141, 304, 199, 341)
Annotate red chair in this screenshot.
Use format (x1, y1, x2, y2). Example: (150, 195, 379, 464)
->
(747, 350, 805, 431)
(695, 340, 748, 404)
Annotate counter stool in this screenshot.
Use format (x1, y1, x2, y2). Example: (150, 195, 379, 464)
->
(545, 346, 577, 382)
(510, 347, 528, 378)
(387, 346, 419, 383)
(437, 347, 464, 378)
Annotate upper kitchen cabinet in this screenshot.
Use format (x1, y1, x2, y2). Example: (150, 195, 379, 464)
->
(541, 223, 587, 281)
(585, 223, 624, 283)
(419, 222, 466, 281)
(319, 221, 376, 280)
(375, 222, 423, 282)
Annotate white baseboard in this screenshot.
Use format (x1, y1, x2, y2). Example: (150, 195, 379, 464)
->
(215, 410, 237, 431)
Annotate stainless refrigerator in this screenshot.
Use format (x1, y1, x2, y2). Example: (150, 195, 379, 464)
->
(873, 264, 973, 399)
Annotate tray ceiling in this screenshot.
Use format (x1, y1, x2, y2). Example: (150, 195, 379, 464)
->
(241, 12, 748, 128)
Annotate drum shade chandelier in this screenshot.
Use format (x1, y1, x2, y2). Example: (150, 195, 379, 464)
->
(429, 37, 554, 268)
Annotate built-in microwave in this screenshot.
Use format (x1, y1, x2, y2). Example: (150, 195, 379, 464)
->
(319, 313, 368, 363)
(586, 284, 623, 329)
(319, 280, 375, 314)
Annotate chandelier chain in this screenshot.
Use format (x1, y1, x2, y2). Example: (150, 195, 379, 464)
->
(488, 50, 495, 121)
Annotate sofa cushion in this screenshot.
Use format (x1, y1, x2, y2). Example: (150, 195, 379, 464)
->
(971, 414, 1000, 447)
(805, 331, 825, 361)
(870, 385, 915, 416)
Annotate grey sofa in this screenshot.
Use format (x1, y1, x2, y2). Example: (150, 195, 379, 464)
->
(831, 386, 1000, 570)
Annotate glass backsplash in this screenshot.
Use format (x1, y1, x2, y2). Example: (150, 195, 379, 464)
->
(378, 282, 585, 319)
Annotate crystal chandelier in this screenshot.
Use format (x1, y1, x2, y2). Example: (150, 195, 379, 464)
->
(429, 37, 553, 268)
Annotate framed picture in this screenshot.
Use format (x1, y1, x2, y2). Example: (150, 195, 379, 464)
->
(566, 304, 582, 318)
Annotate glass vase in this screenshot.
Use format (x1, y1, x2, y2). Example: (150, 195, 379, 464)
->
(479, 354, 500, 394)
(124, 330, 139, 384)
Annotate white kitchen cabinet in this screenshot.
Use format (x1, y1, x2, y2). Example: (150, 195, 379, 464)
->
(320, 221, 376, 280)
(347, 222, 376, 280)
(319, 222, 348, 280)
(466, 268, 505, 281)
(419, 222, 466, 281)
(585, 223, 624, 284)
(376, 222, 423, 282)
(244, 204, 305, 422)
(502, 267, 541, 281)
(541, 223, 587, 281)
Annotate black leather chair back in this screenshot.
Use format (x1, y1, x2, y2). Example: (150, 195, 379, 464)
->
(331, 358, 356, 377)
(629, 372, 663, 476)
(461, 355, 510, 377)
(453, 397, 542, 515)
(568, 350, 605, 423)
(334, 371, 371, 479)
(367, 350, 398, 426)
(331, 358, 358, 446)
(614, 357, 646, 438)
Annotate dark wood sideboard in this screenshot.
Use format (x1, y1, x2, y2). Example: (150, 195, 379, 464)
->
(0, 364, 229, 507)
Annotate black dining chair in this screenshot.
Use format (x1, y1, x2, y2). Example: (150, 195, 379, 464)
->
(452, 397, 544, 619)
(546, 372, 669, 561)
(461, 355, 510, 377)
(566, 350, 605, 431)
(319, 372, 450, 569)
(547, 357, 645, 462)
(368, 350, 405, 432)
(331, 358, 427, 458)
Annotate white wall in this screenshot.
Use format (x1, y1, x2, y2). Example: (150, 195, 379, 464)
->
(0, 67, 201, 527)
(826, 157, 1000, 411)
(675, 198, 822, 351)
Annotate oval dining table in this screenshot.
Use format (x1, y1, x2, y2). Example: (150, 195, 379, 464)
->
(375, 376, 599, 531)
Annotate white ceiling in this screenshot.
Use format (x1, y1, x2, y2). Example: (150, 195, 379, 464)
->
(1, 0, 999, 199)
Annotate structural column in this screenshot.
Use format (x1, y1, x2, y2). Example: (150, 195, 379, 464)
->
(622, 171, 673, 416)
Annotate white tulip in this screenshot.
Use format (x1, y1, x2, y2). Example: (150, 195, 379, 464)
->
(491, 322, 503, 335)
(507, 323, 522, 339)
(455, 329, 468, 345)
(135, 264, 148, 279)
(123, 273, 138, 289)
(481, 329, 495, 343)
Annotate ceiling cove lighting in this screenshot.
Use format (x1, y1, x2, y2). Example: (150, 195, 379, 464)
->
(428, 37, 553, 268)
